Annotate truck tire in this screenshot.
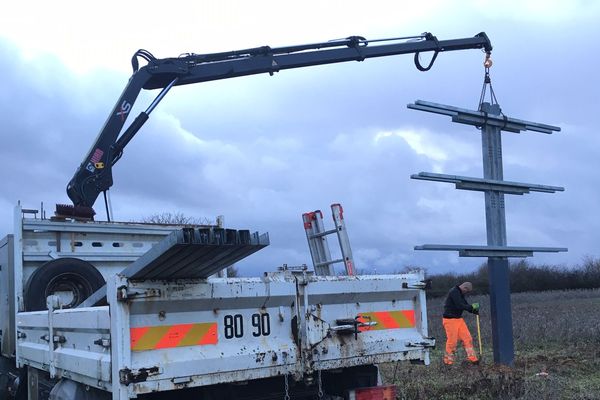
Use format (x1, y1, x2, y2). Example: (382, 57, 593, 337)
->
(0, 357, 26, 400)
(24, 258, 105, 311)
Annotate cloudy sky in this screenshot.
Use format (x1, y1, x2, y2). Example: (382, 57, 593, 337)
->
(1, 0, 599, 276)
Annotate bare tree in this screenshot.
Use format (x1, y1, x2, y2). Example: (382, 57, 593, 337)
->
(142, 212, 212, 226)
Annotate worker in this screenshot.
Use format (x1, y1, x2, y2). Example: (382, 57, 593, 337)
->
(442, 281, 479, 365)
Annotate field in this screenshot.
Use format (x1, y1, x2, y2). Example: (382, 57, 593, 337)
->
(381, 289, 600, 399)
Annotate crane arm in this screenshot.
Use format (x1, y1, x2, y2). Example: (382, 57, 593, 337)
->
(66, 32, 492, 212)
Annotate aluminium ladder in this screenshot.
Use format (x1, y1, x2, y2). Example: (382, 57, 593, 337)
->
(302, 203, 355, 276)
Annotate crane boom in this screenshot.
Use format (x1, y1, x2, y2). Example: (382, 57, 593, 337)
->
(66, 32, 492, 215)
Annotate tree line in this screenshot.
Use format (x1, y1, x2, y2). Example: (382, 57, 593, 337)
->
(424, 257, 600, 298)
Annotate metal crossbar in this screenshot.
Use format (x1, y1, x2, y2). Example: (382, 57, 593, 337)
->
(414, 244, 568, 258)
(411, 172, 564, 194)
(407, 100, 561, 134)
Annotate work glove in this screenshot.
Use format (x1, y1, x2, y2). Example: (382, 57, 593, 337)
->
(472, 303, 480, 314)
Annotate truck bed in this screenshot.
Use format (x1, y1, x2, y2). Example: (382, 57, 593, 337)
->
(16, 271, 433, 398)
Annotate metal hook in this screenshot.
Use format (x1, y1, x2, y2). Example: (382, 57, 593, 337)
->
(484, 52, 493, 68)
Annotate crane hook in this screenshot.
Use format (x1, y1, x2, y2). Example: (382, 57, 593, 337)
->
(484, 52, 493, 68)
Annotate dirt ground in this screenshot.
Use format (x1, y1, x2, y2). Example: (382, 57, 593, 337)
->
(380, 289, 600, 399)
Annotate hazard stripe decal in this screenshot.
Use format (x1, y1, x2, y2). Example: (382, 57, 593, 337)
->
(130, 322, 218, 351)
(357, 310, 416, 331)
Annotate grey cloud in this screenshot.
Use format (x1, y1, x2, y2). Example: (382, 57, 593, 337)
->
(2, 13, 600, 275)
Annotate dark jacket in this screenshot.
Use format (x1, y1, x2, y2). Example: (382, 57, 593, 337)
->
(443, 285, 475, 319)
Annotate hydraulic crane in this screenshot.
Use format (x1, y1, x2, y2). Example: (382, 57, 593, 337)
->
(63, 32, 492, 219)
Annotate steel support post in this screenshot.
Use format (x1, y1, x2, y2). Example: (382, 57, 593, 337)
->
(481, 102, 514, 366)
(487, 257, 514, 365)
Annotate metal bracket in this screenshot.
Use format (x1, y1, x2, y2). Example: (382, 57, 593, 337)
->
(330, 318, 377, 339)
(119, 366, 161, 385)
(402, 280, 432, 290)
(94, 338, 111, 348)
(46, 294, 61, 379)
(40, 334, 66, 344)
(406, 338, 435, 349)
(117, 286, 161, 301)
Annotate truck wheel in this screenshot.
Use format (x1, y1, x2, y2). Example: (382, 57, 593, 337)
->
(24, 258, 105, 311)
(0, 357, 26, 400)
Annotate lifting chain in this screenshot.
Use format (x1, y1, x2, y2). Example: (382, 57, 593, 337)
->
(282, 370, 324, 399)
(284, 374, 290, 400)
(317, 369, 324, 399)
(478, 52, 501, 112)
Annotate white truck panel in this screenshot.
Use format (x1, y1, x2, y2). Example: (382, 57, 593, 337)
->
(16, 272, 433, 398)
(301, 274, 433, 371)
(123, 278, 299, 395)
(17, 306, 112, 391)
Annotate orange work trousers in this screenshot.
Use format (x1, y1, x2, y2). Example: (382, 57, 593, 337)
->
(442, 317, 478, 364)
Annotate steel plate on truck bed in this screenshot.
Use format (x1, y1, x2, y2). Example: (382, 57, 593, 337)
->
(123, 227, 269, 279)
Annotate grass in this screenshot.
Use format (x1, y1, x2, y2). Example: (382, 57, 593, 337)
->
(380, 289, 600, 399)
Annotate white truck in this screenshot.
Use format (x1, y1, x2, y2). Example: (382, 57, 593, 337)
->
(0, 32, 493, 399)
(2, 204, 432, 399)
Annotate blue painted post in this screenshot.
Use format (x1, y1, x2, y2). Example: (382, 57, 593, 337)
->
(488, 257, 514, 365)
(480, 102, 514, 366)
